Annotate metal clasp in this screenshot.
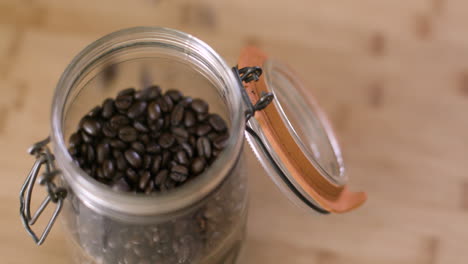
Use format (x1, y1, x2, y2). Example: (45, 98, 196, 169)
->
(232, 66, 274, 121)
(19, 137, 67, 245)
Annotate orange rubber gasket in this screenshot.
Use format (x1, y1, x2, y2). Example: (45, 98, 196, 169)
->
(238, 46, 366, 213)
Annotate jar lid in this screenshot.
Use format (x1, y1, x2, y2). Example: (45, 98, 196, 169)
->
(238, 46, 367, 214)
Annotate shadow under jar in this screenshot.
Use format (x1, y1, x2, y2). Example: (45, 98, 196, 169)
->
(19, 27, 367, 264)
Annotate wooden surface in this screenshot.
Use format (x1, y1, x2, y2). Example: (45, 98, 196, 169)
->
(1, 0, 468, 263)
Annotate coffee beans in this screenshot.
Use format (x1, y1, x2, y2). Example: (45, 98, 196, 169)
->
(119, 126, 138, 142)
(115, 94, 133, 110)
(68, 86, 230, 194)
(102, 98, 115, 119)
(159, 133, 175, 149)
(190, 99, 208, 113)
(127, 101, 147, 119)
(208, 114, 227, 132)
(81, 117, 101, 136)
(125, 149, 142, 169)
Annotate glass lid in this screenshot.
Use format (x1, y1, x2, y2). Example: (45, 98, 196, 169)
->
(238, 46, 367, 214)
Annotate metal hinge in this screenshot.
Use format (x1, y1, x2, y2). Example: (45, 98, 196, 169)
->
(19, 137, 67, 245)
(232, 66, 274, 122)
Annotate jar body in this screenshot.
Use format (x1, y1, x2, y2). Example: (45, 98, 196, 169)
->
(50, 28, 248, 264)
(61, 155, 248, 264)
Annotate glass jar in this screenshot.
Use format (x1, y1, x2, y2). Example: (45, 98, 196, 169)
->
(19, 27, 367, 264)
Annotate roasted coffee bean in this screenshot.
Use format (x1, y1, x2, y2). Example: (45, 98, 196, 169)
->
(125, 149, 142, 168)
(175, 151, 189, 166)
(96, 167, 105, 179)
(169, 143, 182, 153)
(77, 157, 87, 167)
(103, 160, 115, 179)
(196, 137, 212, 159)
(131, 142, 145, 155)
(68, 146, 79, 156)
(87, 145, 96, 163)
(119, 126, 138, 142)
(110, 115, 130, 128)
(197, 112, 209, 122)
(127, 101, 147, 119)
(171, 103, 184, 126)
(69, 133, 82, 148)
(163, 179, 176, 191)
(190, 99, 208, 113)
(115, 94, 133, 110)
(149, 118, 164, 132)
(147, 101, 162, 120)
(187, 126, 197, 135)
(133, 121, 149, 133)
(116, 155, 128, 171)
(146, 85, 161, 100)
(165, 89, 182, 102)
(81, 130, 94, 143)
(96, 143, 111, 164)
(162, 95, 174, 112)
(191, 157, 206, 175)
(118, 87, 135, 97)
(171, 165, 188, 176)
(151, 155, 162, 174)
(136, 85, 160, 101)
(159, 133, 175, 149)
(181, 143, 193, 158)
(156, 97, 169, 113)
(134, 90, 146, 101)
(168, 160, 178, 170)
(208, 114, 227, 131)
(163, 115, 171, 129)
(151, 131, 161, 139)
(161, 150, 171, 167)
(184, 111, 196, 128)
(196, 124, 211, 136)
(170, 172, 187, 183)
(109, 139, 126, 149)
(143, 155, 152, 170)
(102, 123, 117, 138)
(180, 96, 193, 107)
(139, 133, 150, 144)
(213, 134, 229, 150)
(154, 170, 168, 186)
(139, 171, 152, 190)
(189, 135, 196, 147)
(126, 168, 139, 184)
(144, 180, 155, 194)
(146, 142, 161, 154)
(102, 98, 115, 119)
(81, 117, 101, 136)
(171, 127, 188, 140)
(206, 132, 218, 141)
(87, 106, 102, 118)
(112, 177, 131, 192)
(80, 144, 88, 156)
(212, 149, 220, 158)
(175, 136, 187, 145)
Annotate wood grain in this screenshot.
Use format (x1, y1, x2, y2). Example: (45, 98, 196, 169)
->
(1, 0, 467, 263)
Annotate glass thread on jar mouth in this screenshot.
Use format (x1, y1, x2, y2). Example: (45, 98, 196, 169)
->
(50, 27, 246, 219)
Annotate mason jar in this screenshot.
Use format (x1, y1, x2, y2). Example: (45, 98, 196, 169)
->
(19, 27, 367, 264)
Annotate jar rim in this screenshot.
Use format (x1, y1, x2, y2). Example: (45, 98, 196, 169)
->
(50, 27, 245, 217)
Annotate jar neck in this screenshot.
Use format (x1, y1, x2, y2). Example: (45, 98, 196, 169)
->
(51, 27, 245, 218)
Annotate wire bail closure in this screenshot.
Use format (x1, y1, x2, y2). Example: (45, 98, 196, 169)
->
(19, 136, 67, 245)
(233, 66, 274, 121)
